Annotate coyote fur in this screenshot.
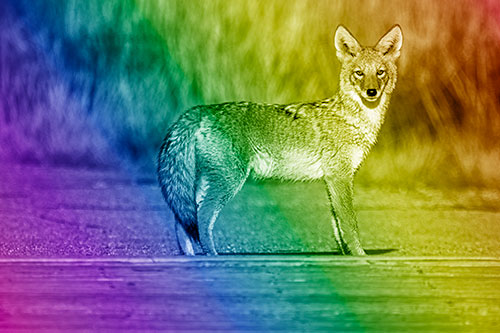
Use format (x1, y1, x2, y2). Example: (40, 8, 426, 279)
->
(158, 25, 403, 256)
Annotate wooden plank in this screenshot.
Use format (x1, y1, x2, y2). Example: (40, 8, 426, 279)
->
(0, 257, 499, 332)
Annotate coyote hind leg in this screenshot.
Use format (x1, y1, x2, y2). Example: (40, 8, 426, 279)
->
(196, 167, 249, 255)
(175, 221, 202, 256)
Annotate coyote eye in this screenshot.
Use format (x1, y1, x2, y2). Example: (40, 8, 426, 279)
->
(353, 70, 364, 78)
(377, 69, 385, 77)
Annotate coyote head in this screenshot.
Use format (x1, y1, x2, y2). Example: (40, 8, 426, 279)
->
(334, 25, 403, 108)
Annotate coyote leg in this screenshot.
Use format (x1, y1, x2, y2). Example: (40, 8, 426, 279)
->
(175, 221, 202, 255)
(324, 176, 366, 255)
(197, 204, 223, 255)
(196, 169, 248, 255)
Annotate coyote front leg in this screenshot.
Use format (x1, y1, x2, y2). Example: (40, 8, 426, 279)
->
(324, 176, 366, 255)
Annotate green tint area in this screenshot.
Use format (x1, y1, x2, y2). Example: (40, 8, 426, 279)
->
(135, 0, 342, 104)
(217, 180, 333, 253)
(216, 180, 500, 256)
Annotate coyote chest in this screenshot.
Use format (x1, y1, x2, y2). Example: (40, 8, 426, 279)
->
(250, 149, 324, 180)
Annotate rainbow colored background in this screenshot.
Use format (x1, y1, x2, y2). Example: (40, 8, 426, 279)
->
(1, 0, 499, 256)
(1, 1, 500, 330)
(1, 0, 499, 185)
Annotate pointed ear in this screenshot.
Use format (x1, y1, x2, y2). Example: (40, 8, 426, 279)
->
(334, 25, 361, 62)
(375, 25, 403, 59)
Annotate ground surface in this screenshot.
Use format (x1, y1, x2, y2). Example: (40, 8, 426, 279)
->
(0, 164, 500, 332)
(1, 164, 499, 257)
(1, 257, 499, 332)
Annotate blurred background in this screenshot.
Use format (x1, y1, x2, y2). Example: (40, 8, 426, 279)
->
(1, 0, 499, 186)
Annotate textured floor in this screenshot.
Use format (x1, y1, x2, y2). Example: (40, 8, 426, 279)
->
(1, 164, 500, 331)
(0, 164, 499, 257)
(0, 257, 499, 332)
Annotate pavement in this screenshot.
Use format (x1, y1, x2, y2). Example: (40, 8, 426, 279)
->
(1, 256, 499, 332)
(1, 164, 500, 331)
(1, 164, 500, 257)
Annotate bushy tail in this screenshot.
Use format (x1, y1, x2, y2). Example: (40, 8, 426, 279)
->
(157, 110, 200, 241)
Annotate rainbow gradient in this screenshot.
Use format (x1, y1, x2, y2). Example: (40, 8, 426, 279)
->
(1, 0, 499, 181)
(1, 0, 500, 330)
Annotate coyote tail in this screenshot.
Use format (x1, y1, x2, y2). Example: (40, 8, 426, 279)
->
(158, 110, 200, 241)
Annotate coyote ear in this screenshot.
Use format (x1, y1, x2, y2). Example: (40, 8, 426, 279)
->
(375, 25, 403, 59)
(334, 25, 361, 61)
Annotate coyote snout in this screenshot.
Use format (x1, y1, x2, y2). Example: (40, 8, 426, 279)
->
(158, 24, 403, 256)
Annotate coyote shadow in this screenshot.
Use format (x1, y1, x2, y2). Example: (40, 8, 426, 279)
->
(220, 249, 397, 256)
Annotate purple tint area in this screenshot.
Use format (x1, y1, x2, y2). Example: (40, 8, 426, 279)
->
(0, 1, 183, 256)
(0, 164, 179, 257)
(0, 3, 114, 167)
(0, 1, 198, 169)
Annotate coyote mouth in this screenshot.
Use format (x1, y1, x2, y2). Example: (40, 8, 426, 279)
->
(361, 95, 381, 107)
(364, 96, 378, 102)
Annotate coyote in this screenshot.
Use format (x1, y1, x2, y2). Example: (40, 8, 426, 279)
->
(158, 25, 403, 256)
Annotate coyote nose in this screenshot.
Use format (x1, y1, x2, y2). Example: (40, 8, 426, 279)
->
(367, 89, 377, 97)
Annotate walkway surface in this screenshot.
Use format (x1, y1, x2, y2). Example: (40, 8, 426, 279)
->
(1, 257, 499, 332)
(0, 164, 499, 331)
